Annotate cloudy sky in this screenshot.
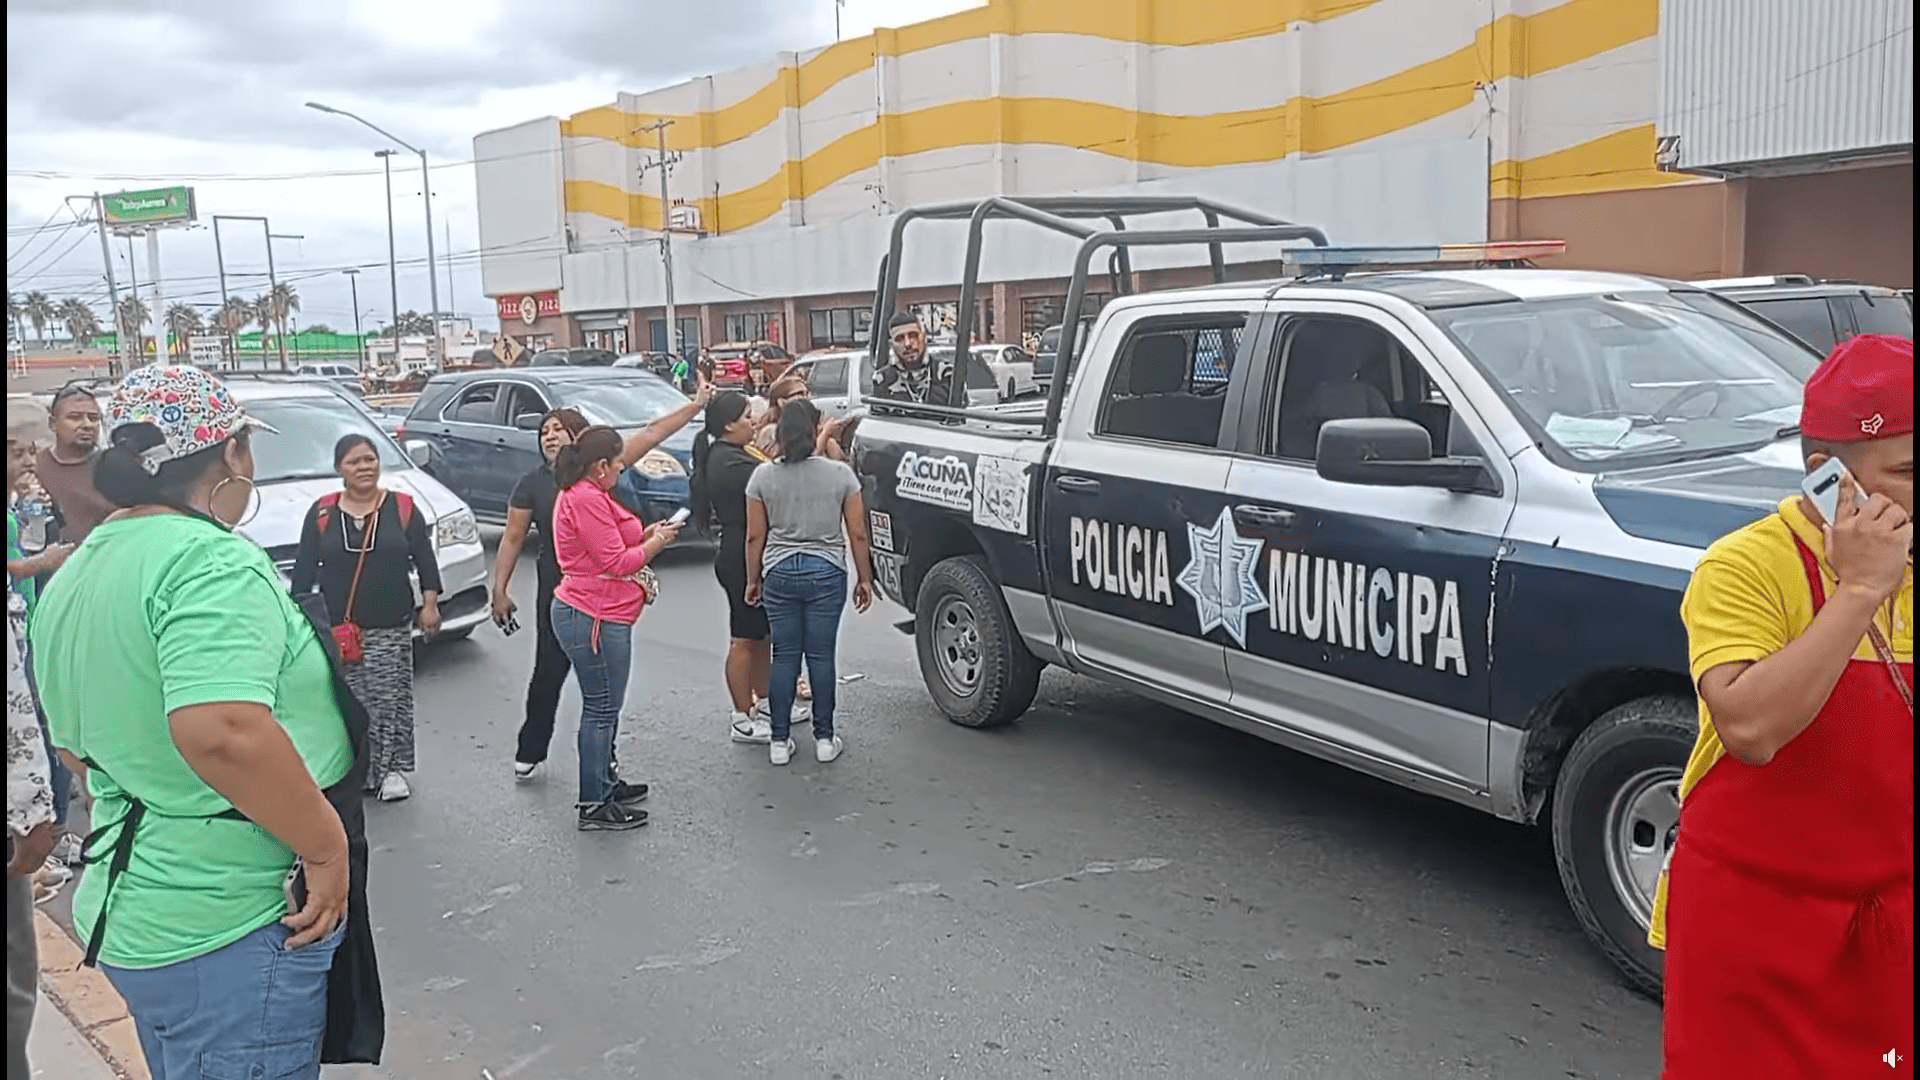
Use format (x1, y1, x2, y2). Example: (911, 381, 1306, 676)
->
(7, 0, 978, 339)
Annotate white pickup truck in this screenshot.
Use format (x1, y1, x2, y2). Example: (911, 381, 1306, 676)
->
(840, 196, 1822, 998)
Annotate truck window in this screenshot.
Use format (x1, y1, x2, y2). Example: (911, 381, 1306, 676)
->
(1745, 297, 1839, 354)
(1844, 293, 1912, 338)
(810, 357, 848, 394)
(1268, 318, 1405, 461)
(1096, 318, 1245, 448)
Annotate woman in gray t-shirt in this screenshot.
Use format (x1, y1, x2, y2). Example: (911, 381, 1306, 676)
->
(744, 400, 874, 766)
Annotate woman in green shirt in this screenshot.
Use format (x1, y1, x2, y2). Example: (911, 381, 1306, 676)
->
(30, 364, 381, 1076)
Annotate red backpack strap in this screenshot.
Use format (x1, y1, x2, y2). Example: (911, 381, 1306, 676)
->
(314, 491, 342, 535)
(394, 491, 415, 530)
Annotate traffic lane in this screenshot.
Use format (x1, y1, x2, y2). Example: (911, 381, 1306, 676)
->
(341, 548, 1660, 1079)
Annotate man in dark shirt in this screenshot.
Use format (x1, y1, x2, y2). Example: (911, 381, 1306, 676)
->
(872, 311, 960, 407)
(33, 387, 113, 546)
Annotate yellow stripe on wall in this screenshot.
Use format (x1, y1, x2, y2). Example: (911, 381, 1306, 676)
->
(560, 0, 1384, 153)
(1490, 125, 1701, 200)
(565, 0, 1666, 232)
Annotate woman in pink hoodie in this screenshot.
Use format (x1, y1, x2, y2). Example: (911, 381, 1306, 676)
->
(550, 427, 682, 830)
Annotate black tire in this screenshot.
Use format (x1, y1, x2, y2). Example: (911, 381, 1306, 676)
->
(914, 555, 1042, 728)
(1551, 694, 1694, 1000)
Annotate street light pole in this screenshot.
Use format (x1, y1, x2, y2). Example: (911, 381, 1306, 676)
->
(306, 102, 442, 365)
(344, 268, 364, 369)
(375, 150, 400, 361)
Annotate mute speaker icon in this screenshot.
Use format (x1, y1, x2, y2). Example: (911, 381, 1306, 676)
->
(1886, 1048, 1902, 1068)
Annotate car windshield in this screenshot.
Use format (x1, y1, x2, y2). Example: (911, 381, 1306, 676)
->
(243, 394, 409, 483)
(929, 349, 1000, 389)
(1431, 290, 1816, 467)
(562, 377, 690, 427)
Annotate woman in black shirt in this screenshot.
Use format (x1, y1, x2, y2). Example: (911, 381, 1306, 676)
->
(292, 434, 442, 801)
(492, 392, 709, 779)
(691, 391, 777, 743)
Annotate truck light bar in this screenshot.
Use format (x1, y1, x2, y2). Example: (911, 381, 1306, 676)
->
(1285, 240, 1566, 268)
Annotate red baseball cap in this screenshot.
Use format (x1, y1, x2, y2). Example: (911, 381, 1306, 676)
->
(1800, 333, 1913, 442)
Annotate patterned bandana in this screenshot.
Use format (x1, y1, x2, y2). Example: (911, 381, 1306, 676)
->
(106, 364, 277, 475)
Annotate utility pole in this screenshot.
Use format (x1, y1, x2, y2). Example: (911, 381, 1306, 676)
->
(444, 219, 454, 339)
(635, 119, 682, 361)
(268, 233, 301, 370)
(87, 194, 122, 375)
(834, 0, 845, 40)
(344, 268, 364, 370)
(145, 228, 165, 362)
(212, 215, 231, 366)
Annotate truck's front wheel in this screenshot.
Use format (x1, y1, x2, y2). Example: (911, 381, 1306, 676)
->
(915, 555, 1042, 728)
(1551, 694, 1693, 1000)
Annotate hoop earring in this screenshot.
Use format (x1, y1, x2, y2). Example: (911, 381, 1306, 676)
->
(209, 475, 260, 528)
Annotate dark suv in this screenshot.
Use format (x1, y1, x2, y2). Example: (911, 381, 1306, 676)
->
(397, 368, 697, 528)
(1696, 275, 1911, 353)
(529, 347, 618, 367)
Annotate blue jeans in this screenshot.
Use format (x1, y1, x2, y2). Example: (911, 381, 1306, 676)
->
(102, 917, 344, 1080)
(764, 554, 847, 743)
(550, 598, 632, 806)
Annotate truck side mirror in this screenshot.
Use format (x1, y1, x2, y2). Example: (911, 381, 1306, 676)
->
(1315, 417, 1499, 495)
(403, 439, 435, 469)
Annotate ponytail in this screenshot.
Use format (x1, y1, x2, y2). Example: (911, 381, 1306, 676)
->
(94, 423, 246, 510)
(690, 391, 751, 525)
(552, 425, 623, 489)
(776, 399, 821, 464)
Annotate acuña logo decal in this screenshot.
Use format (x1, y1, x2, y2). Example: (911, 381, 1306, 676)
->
(894, 452, 973, 511)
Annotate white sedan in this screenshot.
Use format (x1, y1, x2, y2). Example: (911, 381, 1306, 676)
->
(970, 343, 1039, 402)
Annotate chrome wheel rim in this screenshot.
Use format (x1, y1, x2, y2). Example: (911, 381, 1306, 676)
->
(1604, 767, 1681, 929)
(930, 595, 983, 698)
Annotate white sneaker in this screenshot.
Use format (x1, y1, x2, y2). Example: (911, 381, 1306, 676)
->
(378, 773, 411, 802)
(769, 739, 795, 766)
(816, 736, 843, 763)
(730, 712, 773, 744)
(513, 761, 539, 781)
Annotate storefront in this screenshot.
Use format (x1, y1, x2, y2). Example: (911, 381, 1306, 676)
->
(493, 291, 568, 358)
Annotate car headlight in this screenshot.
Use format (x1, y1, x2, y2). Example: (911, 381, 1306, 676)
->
(435, 508, 480, 547)
(635, 450, 685, 479)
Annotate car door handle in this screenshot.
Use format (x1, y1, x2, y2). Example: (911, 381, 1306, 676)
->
(1054, 475, 1102, 495)
(1232, 504, 1296, 529)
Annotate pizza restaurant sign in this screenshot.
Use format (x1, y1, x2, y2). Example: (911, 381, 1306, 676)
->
(495, 292, 562, 326)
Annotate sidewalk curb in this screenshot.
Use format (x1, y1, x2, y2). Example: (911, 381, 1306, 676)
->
(33, 909, 150, 1080)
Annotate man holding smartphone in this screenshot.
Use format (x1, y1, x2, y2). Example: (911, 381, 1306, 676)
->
(1655, 333, 1912, 1076)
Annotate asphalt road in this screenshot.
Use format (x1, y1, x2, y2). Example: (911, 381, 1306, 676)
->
(55, 534, 1665, 1078)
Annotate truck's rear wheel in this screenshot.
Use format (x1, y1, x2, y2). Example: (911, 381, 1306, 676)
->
(915, 555, 1041, 728)
(1551, 694, 1693, 1000)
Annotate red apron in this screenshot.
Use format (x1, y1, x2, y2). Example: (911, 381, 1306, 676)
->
(1663, 535, 1913, 1078)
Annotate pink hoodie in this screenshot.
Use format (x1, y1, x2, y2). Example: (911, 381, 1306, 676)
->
(552, 479, 650, 624)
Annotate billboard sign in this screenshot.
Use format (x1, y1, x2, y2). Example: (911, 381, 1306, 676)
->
(101, 186, 197, 228)
(494, 291, 561, 326)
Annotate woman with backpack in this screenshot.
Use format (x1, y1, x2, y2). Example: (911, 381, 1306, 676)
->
(743, 399, 874, 766)
(293, 434, 442, 802)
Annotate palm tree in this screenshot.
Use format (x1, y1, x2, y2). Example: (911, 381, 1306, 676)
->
(6, 295, 22, 347)
(266, 282, 300, 370)
(116, 295, 151, 361)
(22, 292, 55, 347)
(165, 303, 203, 359)
(215, 296, 253, 367)
(56, 298, 100, 348)
(250, 293, 276, 369)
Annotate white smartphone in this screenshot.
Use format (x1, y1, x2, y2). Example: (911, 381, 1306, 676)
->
(666, 506, 692, 526)
(1802, 456, 1869, 526)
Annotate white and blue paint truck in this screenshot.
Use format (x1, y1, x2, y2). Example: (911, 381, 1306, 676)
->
(837, 197, 1822, 998)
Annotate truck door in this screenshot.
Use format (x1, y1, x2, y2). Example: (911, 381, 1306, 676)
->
(1219, 303, 1516, 795)
(1043, 302, 1266, 706)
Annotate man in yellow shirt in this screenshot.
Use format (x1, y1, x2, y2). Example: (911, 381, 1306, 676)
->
(1656, 333, 1912, 1078)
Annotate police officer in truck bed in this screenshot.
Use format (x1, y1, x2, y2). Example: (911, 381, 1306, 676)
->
(872, 311, 959, 408)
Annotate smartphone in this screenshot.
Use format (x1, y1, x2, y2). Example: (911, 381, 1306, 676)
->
(1802, 456, 1869, 526)
(283, 857, 308, 913)
(500, 613, 521, 636)
(666, 506, 692, 527)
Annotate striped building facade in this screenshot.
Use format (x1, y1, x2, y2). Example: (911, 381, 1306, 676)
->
(474, 0, 1912, 354)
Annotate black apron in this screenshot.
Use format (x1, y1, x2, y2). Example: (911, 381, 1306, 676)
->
(77, 556, 385, 1064)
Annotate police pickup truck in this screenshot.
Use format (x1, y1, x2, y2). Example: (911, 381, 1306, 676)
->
(842, 197, 1823, 998)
